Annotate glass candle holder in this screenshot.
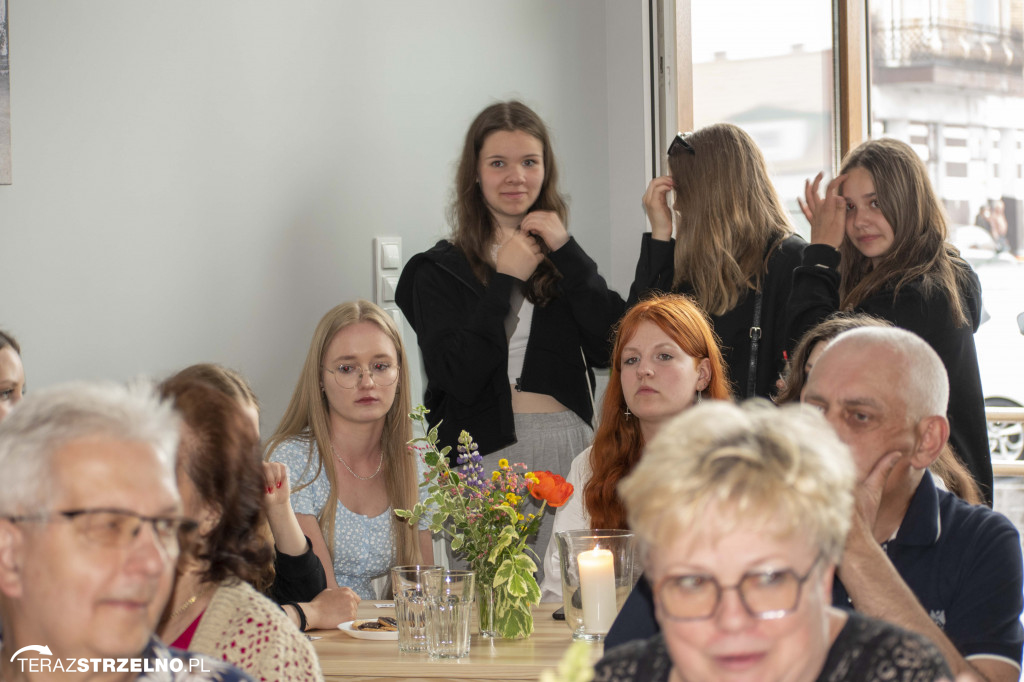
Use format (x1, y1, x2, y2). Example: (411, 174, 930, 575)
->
(555, 529, 637, 641)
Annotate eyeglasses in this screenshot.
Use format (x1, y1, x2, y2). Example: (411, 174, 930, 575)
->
(667, 132, 695, 157)
(654, 553, 822, 621)
(323, 361, 399, 389)
(5, 508, 198, 552)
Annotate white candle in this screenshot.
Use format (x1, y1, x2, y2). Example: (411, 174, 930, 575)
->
(578, 547, 617, 633)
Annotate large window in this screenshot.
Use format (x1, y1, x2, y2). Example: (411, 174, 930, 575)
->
(869, 0, 1024, 472)
(668, 0, 837, 234)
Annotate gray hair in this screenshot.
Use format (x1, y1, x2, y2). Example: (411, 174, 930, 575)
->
(825, 327, 948, 421)
(0, 381, 180, 514)
(619, 400, 856, 566)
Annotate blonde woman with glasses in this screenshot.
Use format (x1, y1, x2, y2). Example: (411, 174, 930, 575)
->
(265, 300, 432, 598)
(594, 401, 950, 682)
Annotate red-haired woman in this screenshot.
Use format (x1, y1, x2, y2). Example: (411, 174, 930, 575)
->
(540, 294, 731, 601)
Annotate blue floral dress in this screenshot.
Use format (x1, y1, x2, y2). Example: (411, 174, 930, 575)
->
(269, 436, 429, 599)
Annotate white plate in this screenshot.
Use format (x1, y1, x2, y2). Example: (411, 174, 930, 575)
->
(337, 620, 399, 641)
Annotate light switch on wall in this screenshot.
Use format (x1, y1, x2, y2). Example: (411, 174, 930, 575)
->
(374, 237, 403, 309)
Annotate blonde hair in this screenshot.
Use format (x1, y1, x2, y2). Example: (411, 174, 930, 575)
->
(668, 124, 793, 316)
(619, 400, 854, 565)
(264, 300, 419, 570)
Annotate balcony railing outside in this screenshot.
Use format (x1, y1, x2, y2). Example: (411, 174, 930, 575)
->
(872, 19, 1024, 73)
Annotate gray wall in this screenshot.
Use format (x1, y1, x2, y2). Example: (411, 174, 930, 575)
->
(0, 1, 650, 432)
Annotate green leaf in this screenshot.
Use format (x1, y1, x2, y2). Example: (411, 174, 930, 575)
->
(522, 573, 542, 605)
(498, 602, 535, 639)
(450, 533, 464, 551)
(493, 558, 515, 587)
(394, 509, 412, 519)
(513, 553, 537, 574)
(506, 570, 530, 598)
(431, 512, 447, 526)
(425, 451, 439, 466)
(487, 526, 516, 564)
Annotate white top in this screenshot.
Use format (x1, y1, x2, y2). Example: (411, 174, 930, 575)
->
(540, 446, 593, 602)
(506, 298, 534, 386)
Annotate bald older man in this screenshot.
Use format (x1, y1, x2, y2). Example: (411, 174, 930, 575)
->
(0, 382, 252, 681)
(803, 327, 1022, 682)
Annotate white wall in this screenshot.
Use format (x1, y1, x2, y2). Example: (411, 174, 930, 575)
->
(0, 0, 649, 432)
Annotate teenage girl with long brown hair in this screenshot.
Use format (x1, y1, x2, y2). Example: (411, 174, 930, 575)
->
(795, 138, 992, 503)
(396, 101, 624, 582)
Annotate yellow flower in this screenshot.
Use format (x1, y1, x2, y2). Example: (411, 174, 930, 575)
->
(524, 471, 540, 484)
(498, 458, 510, 470)
(517, 513, 525, 521)
(505, 492, 521, 505)
(491, 471, 501, 482)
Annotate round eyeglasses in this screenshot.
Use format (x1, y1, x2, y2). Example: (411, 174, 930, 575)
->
(654, 553, 822, 621)
(323, 361, 399, 389)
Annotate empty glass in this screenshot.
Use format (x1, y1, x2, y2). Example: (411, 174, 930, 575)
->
(424, 569, 476, 659)
(391, 564, 443, 652)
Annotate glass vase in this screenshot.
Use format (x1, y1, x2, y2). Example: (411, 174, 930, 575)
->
(476, 580, 534, 639)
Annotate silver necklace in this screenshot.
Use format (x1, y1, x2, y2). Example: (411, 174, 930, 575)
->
(330, 442, 384, 480)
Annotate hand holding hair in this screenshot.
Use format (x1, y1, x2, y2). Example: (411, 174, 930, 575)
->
(798, 172, 848, 249)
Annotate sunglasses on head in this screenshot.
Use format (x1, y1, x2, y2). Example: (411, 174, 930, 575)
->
(668, 133, 695, 157)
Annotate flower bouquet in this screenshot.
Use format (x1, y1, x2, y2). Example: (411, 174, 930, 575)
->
(396, 406, 573, 639)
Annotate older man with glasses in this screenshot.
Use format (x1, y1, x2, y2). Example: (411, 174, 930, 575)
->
(0, 381, 252, 681)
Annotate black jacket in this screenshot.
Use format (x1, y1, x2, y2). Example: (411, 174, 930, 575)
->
(628, 232, 807, 398)
(788, 244, 993, 503)
(395, 237, 625, 456)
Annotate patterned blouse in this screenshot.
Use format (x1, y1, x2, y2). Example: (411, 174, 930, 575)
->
(269, 436, 429, 599)
(593, 611, 952, 682)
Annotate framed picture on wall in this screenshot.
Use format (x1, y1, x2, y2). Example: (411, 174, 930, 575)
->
(1, 0, 9, 185)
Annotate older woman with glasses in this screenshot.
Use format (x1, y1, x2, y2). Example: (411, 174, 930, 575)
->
(630, 124, 805, 400)
(593, 401, 951, 682)
(265, 300, 432, 599)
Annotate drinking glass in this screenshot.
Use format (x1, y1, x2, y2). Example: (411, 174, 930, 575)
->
(391, 564, 443, 652)
(424, 569, 475, 659)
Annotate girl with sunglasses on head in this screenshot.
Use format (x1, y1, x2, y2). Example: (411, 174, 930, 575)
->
(631, 124, 806, 400)
(793, 138, 992, 504)
(265, 300, 432, 599)
(396, 101, 625, 582)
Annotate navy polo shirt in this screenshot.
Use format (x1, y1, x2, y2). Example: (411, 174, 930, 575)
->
(606, 471, 1024, 670)
(833, 471, 1023, 669)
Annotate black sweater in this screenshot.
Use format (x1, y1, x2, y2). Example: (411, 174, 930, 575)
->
(788, 244, 993, 503)
(395, 237, 625, 457)
(628, 232, 807, 399)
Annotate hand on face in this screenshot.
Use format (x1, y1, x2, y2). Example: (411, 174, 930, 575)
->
(798, 172, 847, 249)
(520, 210, 569, 252)
(495, 230, 544, 282)
(643, 175, 676, 241)
(850, 450, 902, 540)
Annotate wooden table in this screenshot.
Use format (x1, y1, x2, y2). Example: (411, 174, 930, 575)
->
(312, 601, 602, 681)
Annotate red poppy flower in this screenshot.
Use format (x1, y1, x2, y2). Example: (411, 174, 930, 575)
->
(527, 470, 574, 508)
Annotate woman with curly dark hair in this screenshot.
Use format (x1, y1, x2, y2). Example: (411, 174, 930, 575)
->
(539, 294, 730, 601)
(396, 102, 625, 580)
(157, 375, 321, 681)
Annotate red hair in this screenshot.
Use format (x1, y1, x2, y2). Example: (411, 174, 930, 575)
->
(584, 294, 731, 530)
